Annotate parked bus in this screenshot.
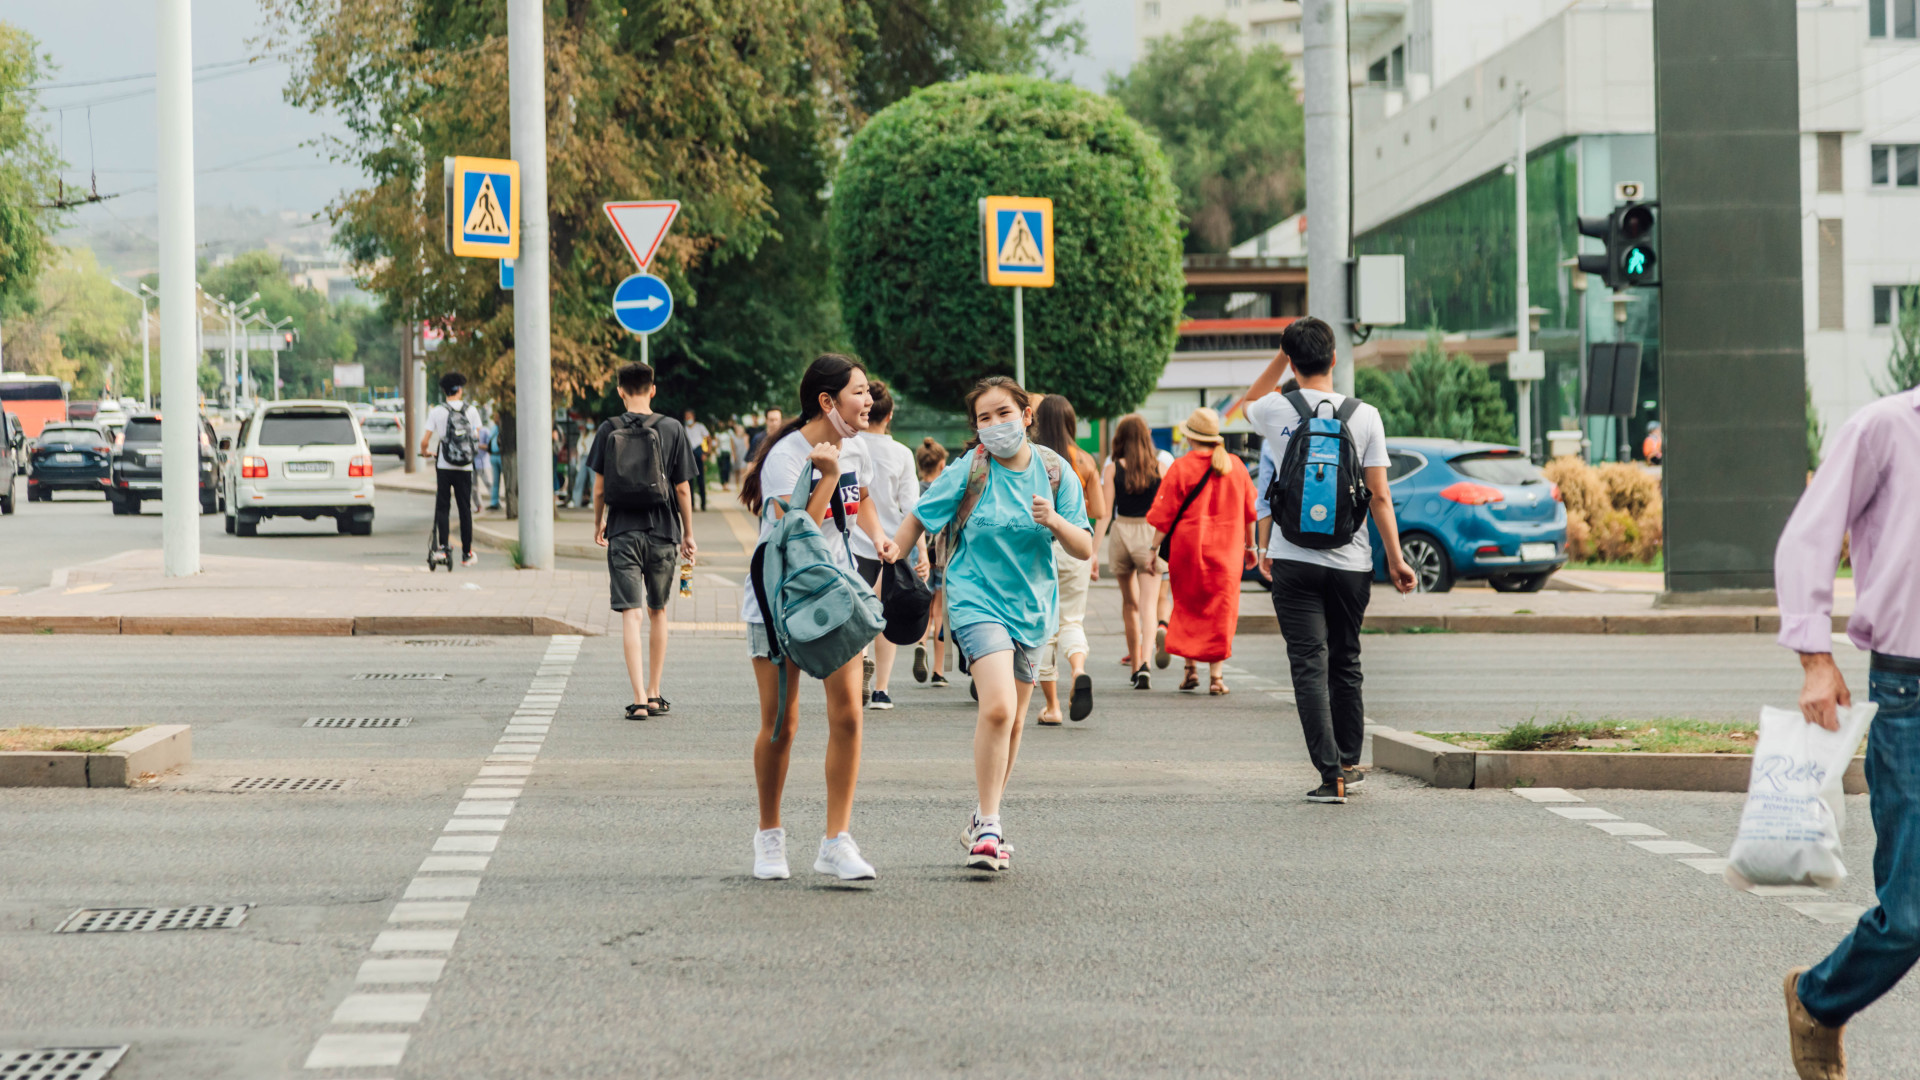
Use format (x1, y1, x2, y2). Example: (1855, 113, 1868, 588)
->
(0, 375, 67, 439)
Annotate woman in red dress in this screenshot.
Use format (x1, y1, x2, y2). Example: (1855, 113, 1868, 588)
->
(1145, 408, 1257, 695)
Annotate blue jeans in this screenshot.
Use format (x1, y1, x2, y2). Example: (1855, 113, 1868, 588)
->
(488, 453, 503, 507)
(1799, 664, 1920, 1026)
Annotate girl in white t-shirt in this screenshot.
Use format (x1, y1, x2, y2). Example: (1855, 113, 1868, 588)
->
(737, 354, 895, 883)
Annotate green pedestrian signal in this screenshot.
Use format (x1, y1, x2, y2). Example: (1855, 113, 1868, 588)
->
(1625, 249, 1647, 275)
(1578, 201, 1658, 290)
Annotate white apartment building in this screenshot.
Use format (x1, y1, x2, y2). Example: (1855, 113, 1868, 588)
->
(1344, 0, 1920, 448)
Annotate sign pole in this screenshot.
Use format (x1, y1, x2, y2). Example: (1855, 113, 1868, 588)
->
(640, 333, 648, 368)
(509, 0, 554, 569)
(1014, 286, 1025, 387)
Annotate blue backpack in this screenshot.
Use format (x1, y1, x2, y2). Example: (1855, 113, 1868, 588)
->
(748, 463, 886, 741)
(1270, 390, 1370, 550)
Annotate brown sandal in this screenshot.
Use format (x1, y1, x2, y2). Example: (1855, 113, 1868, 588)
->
(1180, 666, 1200, 692)
(1209, 676, 1229, 696)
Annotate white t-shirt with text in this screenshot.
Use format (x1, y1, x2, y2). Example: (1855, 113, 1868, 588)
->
(1244, 388, 1390, 573)
(740, 431, 870, 624)
(848, 431, 918, 562)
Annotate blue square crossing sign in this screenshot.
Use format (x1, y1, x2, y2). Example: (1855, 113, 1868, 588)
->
(980, 196, 1054, 288)
(444, 156, 520, 259)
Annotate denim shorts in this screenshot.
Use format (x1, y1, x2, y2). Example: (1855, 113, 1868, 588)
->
(953, 621, 1036, 685)
(748, 621, 775, 660)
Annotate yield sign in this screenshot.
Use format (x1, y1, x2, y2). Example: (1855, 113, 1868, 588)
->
(603, 201, 680, 270)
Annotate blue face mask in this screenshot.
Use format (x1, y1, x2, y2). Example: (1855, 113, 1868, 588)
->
(977, 418, 1026, 459)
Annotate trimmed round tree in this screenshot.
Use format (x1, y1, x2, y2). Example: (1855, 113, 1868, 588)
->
(832, 75, 1185, 419)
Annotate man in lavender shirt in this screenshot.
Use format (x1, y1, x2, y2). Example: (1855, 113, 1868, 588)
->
(1776, 386, 1920, 1080)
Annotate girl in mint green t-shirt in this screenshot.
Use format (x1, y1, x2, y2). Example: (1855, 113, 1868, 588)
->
(889, 376, 1092, 873)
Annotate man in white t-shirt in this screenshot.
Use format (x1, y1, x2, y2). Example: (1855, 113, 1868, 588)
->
(1239, 317, 1417, 805)
(420, 371, 485, 566)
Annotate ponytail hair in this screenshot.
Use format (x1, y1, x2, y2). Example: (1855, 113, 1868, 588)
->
(739, 353, 866, 513)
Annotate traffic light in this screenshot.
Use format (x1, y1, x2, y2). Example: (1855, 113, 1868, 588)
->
(1576, 202, 1659, 289)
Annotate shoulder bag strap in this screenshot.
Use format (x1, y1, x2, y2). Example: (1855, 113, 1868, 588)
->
(1334, 396, 1362, 423)
(1283, 390, 1321, 424)
(939, 447, 993, 570)
(1159, 463, 1214, 559)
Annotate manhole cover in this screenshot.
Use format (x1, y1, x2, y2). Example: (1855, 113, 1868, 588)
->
(304, 717, 412, 729)
(0, 1047, 130, 1080)
(353, 673, 447, 681)
(56, 906, 249, 933)
(227, 777, 353, 792)
(400, 638, 492, 647)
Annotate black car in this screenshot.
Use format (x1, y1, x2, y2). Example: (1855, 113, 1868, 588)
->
(26, 423, 113, 502)
(110, 412, 220, 515)
(0, 409, 20, 514)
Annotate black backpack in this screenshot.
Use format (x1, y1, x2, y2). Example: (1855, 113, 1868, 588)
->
(603, 414, 672, 510)
(1269, 390, 1371, 550)
(440, 406, 477, 467)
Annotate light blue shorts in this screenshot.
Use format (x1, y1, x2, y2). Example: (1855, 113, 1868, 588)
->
(953, 621, 1036, 685)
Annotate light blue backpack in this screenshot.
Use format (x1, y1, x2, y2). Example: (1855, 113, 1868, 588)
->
(748, 463, 886, 740)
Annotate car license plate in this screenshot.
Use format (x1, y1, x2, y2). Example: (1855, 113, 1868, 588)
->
(1521, 542, 1557, 562)
(285, 461, 330, 475)
(54, 453, 83, 464)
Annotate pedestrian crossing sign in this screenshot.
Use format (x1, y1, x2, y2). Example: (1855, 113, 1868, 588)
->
(980, 196, 1054, 288)
(444, 156, 520, 259)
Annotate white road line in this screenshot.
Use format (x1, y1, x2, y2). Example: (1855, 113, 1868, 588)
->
(1789, 902, 1870, 925)
(303, 634, 581, 1074)
(1589, 821, 1667, 837)
(1512, 787, 1582, 803)
(1547, 806, 1621, 820)
(1678, 857, 1731, 875)
(1629, 839, 1716, 855)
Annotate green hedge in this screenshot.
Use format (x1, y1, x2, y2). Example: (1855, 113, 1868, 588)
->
(832, 75, 1185, 419)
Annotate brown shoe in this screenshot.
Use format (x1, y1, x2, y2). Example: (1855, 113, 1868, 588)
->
(1785, 967, 1846, 1080)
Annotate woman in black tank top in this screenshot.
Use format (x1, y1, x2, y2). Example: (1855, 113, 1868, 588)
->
(1100, 415, 1166, 687)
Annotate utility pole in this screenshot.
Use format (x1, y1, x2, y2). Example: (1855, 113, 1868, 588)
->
(157, 0, 198, 577)
(1513, 83, 1532, 461)
(509, 0, 554, 569)
(402, 322, 417, 473)
(1303, 0, 1354, 395)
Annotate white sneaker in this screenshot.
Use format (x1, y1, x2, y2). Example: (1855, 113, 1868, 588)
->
(813, 832, 877, 880)
(753, 828, 790, 880)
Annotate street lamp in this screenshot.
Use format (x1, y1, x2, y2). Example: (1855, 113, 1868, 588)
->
(110, 279, 153, 408)
(252, 313, 294, 401)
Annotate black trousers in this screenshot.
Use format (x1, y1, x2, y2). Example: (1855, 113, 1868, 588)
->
(691, 449, 708, 510)
(434, 468, 474, 555)
(1270, 559, 1373, 785)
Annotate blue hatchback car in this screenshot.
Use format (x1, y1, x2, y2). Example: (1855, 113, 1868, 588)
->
(1366, 438, 1567, 592)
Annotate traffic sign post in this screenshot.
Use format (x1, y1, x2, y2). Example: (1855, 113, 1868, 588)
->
(603, 201, 680, 269)
(499, 258, 515, 290)
(603, 201, 681, 362)
(443, 156, 521, 259)
(979, 196, 1055, 387)
(612, 273, 673, 360)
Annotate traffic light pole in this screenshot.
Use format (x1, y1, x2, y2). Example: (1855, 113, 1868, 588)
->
(157, 0, 199, 578)
(509, 0, 554, 570)
(1513, 85, 1532, 461)
(1303, 0, 1354, 395)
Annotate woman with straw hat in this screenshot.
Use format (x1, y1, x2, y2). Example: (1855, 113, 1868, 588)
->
(1145, 407, 1256, 695)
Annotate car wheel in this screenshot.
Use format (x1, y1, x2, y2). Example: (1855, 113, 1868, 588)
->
(0, 490, 12, 515)
(336, 515, 353, 535)
(201, 494, 216, 515)
(125, 497, 141, 516)
(1490, 570, 1554, 593)
(236, 512, 259, 537)
(1400, 533, 1454, 593)
(224, 512, 236, 535)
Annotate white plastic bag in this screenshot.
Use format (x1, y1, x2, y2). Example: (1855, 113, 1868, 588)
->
(1726, 702, 1875, 890)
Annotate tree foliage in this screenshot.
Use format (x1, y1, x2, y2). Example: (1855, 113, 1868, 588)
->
(833, 75, 1184, 419)
(1355, 330, 1516, 444)
(0, 22, 64, 317)
(1877, 284, 1920, 396)
(193, 250, 397, 400)
(1107, 18, 1303, 254)
(851, 0, 1085, 116)
(259, 0, 862, 420)
(0, 248, 138, 397)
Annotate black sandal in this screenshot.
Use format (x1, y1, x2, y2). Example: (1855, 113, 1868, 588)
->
(648, 695, 672, 715)
(1069, 674, 1094, 721)
(624, 702, 653, 721)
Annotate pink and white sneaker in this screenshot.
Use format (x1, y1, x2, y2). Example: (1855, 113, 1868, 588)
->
(965, 816, 1010, 872)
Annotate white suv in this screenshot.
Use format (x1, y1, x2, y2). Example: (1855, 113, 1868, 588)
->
(222, 400, 376, 536)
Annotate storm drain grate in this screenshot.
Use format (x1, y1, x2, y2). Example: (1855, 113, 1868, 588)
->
(304, 717, 412, 729)
(400, 638, 492, 647)
(0, 1046, 130, 1080)
(56, 906, 249, 933)
(353, 673, 447, 681)
(227, 777, 353, 792)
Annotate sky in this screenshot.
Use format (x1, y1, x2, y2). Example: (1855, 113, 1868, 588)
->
(13, 0, 1135, 237)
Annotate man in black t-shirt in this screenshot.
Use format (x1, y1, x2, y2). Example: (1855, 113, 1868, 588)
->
(589, 361, 699, 719)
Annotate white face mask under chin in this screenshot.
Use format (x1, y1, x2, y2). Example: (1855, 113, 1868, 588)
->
(824, 406, 858, 440)
(977, 418, 1026, 459)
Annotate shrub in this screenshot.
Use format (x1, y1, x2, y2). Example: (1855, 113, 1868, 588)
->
(1542, 456, 1663, 563)
(832, 75, 1186, 418)
(1359, 329, 1515, 444)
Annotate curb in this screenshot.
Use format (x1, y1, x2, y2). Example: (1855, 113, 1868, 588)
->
(0, 615, 599, 637)
(1370, 726, 1868, 793)
(0, 725, 192, 788)
(469, 523, 605, 561)
(1240, 612, 1842, 636)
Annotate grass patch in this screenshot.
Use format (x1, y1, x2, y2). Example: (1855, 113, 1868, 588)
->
(1419, 717, 1759, 755)
(0, 726, 150, 753)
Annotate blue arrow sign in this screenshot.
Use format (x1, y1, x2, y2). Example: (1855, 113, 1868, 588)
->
(499, 258, 515, 290)
(611, 273, 673, 335)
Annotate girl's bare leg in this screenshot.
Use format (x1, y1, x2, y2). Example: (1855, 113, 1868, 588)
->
(820, 654, 865, 837)
(751, 657, 802, 831)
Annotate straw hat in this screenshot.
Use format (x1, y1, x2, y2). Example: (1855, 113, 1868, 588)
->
(1177, 407, 1224, 445)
